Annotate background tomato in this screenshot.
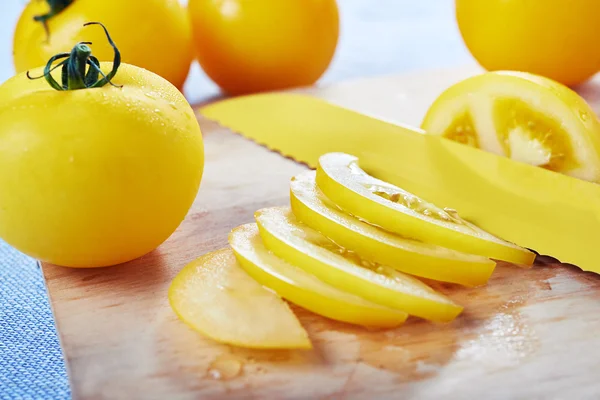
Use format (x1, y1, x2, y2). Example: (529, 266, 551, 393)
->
(188, 0, 339, 95)
(456, 0, 600, 86)
(13, 0, 193, 89)
(0, 62, 204, 268)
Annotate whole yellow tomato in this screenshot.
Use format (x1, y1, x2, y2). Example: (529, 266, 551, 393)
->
(0, 26, 204, 268)
(13, 0, 193, 89)
(189, 0, 339, 95)
(456, 0, 600, 86)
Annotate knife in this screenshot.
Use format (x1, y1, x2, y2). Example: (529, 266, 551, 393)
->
(200, 93, 600, 273)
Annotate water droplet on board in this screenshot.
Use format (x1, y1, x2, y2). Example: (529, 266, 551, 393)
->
(208, 355, 242, 380)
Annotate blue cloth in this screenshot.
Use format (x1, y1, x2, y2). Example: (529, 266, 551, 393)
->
(0, 242, 70, 400)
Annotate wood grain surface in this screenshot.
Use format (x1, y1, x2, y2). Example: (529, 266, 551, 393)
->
(43, 67, 600, 400)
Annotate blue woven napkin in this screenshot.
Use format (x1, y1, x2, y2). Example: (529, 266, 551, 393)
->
(0, 241, 70, 400)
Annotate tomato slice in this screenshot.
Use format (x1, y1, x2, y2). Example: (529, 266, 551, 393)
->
(229, 224, 407, 328)
(290, 170, 496, 286)
(421, 71, 600, 182)
(169, 248, 311, 349)
(316, 153, 535, 265)
(254, 207, 463, 322)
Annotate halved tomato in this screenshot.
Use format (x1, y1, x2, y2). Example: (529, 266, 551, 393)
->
(290, 170, 496, 286)
(316, 152, 535, 265)
(229, 224, 407, 327)
(254, 207, 463, 322)
(421, 71, 600, 182)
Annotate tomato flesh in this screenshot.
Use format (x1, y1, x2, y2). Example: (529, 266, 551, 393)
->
(169, 248, 311, 349)
(230, 224, 407, 328)
(255, 207, 463, 323)
(316, 152, 535, 265)
(291, 171, 496, 286)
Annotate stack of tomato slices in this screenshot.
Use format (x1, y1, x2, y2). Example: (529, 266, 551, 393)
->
(169, 152, 535, 349)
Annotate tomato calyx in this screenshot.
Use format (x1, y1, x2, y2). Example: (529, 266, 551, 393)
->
(26, 22, 122, 91)
(34, 0, 74, 41)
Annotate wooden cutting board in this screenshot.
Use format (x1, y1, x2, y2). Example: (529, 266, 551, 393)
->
(43, 66, 600, 400)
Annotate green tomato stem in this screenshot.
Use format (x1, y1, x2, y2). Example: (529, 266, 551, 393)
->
(66, 42, 93, 90)
(34, 0, 74, 41)
(26, 22, 122, 91)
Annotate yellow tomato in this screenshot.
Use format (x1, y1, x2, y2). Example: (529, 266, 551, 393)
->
(316, 153, 535, 265)
(13, 0, 193, 89)
(188, 0, 339, 95)
(290, 170, 496, 287)
(456, 0, 600, 86)
(0, 58, 204, 267)
(422, 71, 600, 182)
(255, 207, 463, 323)
(169, 248, 311, 349)
(229, 223, 408, 328)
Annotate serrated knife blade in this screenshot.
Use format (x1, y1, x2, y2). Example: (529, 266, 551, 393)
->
(201, 92, 600, 273)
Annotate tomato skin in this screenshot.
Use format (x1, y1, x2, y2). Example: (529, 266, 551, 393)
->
(189, 0, 339, 95)
(456, 0, 600, 86)
(0, 63, 204, 268)
(13, 0, 193, 89)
